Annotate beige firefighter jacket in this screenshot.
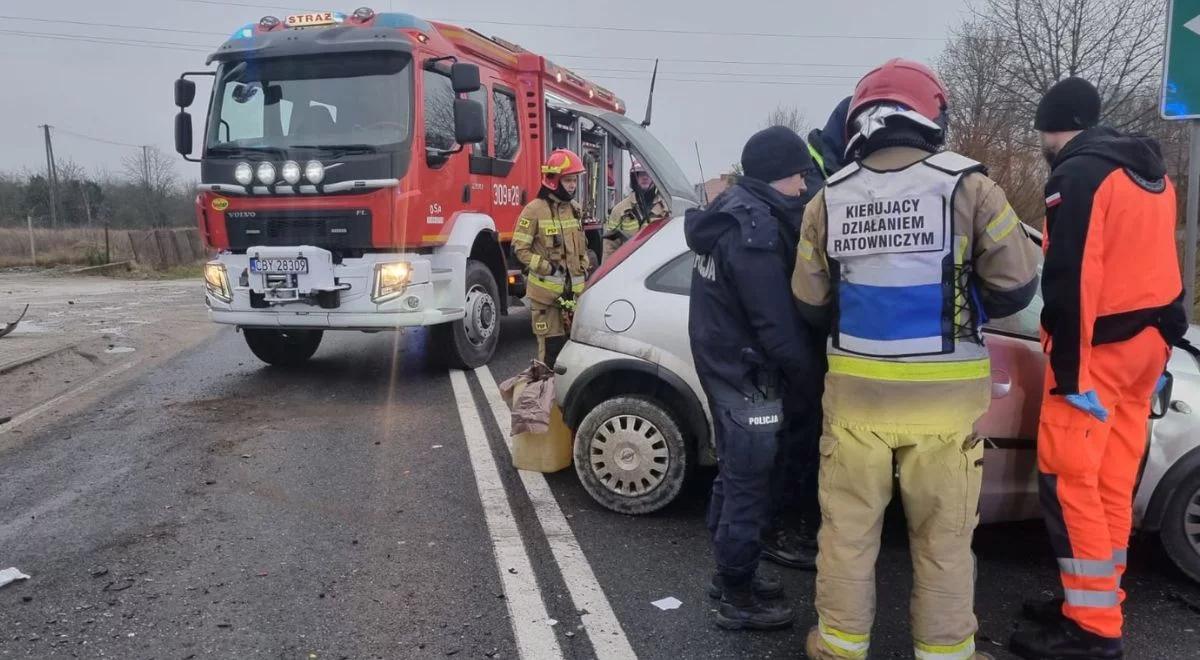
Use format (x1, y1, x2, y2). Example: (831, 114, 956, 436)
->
(513, 196, 589, 305)
(602, 191, 671, 260)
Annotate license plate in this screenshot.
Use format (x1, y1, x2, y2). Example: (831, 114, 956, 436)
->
(250, 257, 308, 274)
(286, 12, 338, 28)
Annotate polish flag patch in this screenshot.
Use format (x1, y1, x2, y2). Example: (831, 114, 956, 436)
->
(1046, 192, 1063, 208)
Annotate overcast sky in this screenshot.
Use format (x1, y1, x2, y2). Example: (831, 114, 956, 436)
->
(0, 0, 968, 183)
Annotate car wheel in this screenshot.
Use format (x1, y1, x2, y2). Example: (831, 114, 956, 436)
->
(435, 259, 501, 369)
(1161, 468, 1200, 584)
(243, 328, 323, 366)
(573, 396, 690, 515)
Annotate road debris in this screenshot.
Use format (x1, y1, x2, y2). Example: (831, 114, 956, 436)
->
(651, 596, 682, 611)
(0, 567, 31, 589)
(0, 305, 29, 339)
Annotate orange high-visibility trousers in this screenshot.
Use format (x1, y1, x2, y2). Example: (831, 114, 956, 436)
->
(1037, 327, 1170, 639)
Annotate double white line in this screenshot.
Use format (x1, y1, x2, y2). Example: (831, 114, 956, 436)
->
(449, 366, 636, 660)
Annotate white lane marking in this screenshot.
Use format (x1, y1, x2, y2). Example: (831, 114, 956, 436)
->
(476, 365, 637, 660)
(0, 359, 140, 436)
(448, 369, 564, 660)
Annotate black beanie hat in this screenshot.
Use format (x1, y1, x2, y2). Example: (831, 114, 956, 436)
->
(741, 126, 814, 183)
(1035, 77, 1101, 132)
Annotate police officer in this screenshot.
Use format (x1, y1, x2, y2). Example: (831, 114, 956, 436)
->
(512, 149, 590, 366)
(793, 59, 1040, 659)
(685, 125, 819, 631)
(602, 157, 671, 260)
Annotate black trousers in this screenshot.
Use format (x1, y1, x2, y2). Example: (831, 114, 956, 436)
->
(703, 379, 782, 585)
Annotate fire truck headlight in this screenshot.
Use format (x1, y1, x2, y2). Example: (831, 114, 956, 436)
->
(305, 160, 326, 184)
(256, 162, 276, 185)
(234, 162, 254, 186)
(204, 262, 233, 303)
(372, 261, 413, 302)
(281, 161, 302, 185)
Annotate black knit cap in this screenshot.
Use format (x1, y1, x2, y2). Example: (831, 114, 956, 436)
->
(741, 126, 814, 183)
(1035, 77, 1101, 131)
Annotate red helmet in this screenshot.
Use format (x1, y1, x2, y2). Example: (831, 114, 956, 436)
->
(541, 149, 586, 189)
(848, 58, 948, 127)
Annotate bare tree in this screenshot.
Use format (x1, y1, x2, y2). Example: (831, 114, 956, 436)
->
(973, 0, 1167, 130)
(940, 0, 1182, 226)
(122, 147, 179, 228)
(764, 105, 809, 135)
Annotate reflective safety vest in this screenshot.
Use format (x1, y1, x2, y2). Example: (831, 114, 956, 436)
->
(512, 197, 589, 305)
(823, 151, 989, 382)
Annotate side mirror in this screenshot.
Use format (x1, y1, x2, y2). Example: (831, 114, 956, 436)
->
(175, 112, 194, 157)
(1151, 372, 1174, 420)
(451, 62, 481, 94)
(175, 78, 197, 108)
(453, 98, 486, 145)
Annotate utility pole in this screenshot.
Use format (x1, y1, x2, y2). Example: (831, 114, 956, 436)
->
(26, 214, 36, 265)
(40, 125, 59, 229)
(142, 145, 155, 227)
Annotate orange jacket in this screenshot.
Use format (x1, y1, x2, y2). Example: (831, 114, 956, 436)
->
(1041, 127, 1187, 395)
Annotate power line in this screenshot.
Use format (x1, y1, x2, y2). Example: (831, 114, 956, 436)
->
(575, 66, 862, 80)
(0, 29, 211, 52)
(590, 74, 852, 88)
(54, 128, 145, 149)
(547, 53, 874, 69)
(178, 0, 945, 42)
(0, 14, 228, 38)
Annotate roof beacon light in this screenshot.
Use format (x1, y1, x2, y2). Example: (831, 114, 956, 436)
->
(259, 15, 281, 30)
(352, 7, 375, 22)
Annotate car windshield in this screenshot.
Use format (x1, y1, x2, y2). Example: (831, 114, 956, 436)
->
(205, 52, 413, 154)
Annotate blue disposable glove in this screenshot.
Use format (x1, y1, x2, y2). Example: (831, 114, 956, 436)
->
(1065, 390, 1109, 422)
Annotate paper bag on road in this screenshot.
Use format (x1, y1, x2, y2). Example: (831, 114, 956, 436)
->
(499, 361, 556, 436)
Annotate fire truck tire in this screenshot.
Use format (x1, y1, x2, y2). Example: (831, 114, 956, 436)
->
(243, 328, 323, 366)
(435, 259, 500, 369)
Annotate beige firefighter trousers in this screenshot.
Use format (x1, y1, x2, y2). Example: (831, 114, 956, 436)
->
(808, 423, 985, 659)
(529, 299, 565, 363)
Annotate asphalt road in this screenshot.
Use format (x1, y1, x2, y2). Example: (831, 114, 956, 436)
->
(2, 310, 1199, 659)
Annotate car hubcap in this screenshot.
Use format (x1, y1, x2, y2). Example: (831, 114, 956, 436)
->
(464, 285, 496, 346)
(589, 414, 670, 496)
(1186, 486, 1200, 555)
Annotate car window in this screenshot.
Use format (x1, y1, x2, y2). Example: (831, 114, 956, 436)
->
(646, 251, 694, 296)
(423, 69, 456, 151)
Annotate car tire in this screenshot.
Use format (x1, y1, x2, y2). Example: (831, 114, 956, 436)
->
(1161, 468, 1200, 584)
(243, 328, 323, 366)
(435, 259, 501, 369)
(573, 396, 691, 515)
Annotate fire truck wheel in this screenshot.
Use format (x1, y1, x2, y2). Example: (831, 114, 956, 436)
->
(573, 396, 691, 515)
(435, 259, 500, 369)
(243, 328, 323, 367)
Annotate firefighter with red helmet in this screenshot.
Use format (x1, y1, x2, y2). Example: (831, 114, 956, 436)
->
(602, 156, 671, 260)
(512, 149, 590, 366)
(791, 58, 1040, 659)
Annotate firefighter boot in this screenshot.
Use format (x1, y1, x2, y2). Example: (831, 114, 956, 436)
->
(707, 572, 784, 600)
(714, 579, 794, 631)
(761, 524, 816, 570)
(1009, 619, 1123, 659)
(1021, 596, 1066, 626)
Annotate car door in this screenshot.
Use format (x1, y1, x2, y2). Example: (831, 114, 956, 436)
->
(977, 294, 1047, 524)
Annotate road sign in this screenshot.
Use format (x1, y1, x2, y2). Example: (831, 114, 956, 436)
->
(1163, 0, 1200, 119)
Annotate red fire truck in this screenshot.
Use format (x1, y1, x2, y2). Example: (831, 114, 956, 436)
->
(174, 7, 699, 367)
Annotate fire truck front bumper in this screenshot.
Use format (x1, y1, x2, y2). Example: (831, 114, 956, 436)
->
(203, 247, 467, 330)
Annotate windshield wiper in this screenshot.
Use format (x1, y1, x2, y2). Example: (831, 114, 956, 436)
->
(289, 144, 380, 156)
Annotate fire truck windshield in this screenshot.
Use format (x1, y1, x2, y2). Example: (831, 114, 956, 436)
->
(205, 51, 413, 156)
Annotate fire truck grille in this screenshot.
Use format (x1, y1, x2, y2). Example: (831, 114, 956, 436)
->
(225, 209, 373, 251)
